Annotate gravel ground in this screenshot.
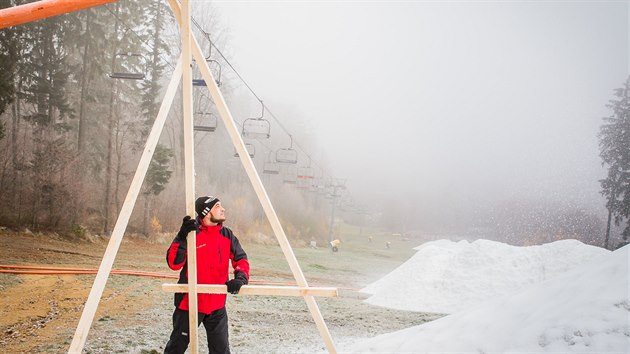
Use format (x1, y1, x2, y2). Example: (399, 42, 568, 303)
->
(0, 229, 443, 353)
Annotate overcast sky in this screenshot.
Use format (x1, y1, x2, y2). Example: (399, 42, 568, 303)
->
(202, 1, 628, 216)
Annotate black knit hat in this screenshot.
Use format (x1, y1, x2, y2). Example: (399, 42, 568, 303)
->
(195, 196, 219, 218)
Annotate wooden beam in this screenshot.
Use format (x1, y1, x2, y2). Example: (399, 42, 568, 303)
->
(67, 57, 183, 354)
(0, 0, 116, 29)
(178, 0, 198, 352)
(162, 284, 338, 298)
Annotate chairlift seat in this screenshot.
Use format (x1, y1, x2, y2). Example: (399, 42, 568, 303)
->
(283, 166, 297, 184)
(263, 162, 280, 175)
(192, 79, 207, 86)
(242, 118, 271, 139)
(194, 112, 217, 132)
(283, 177, 297, 184)
(276, 148, 298, 164)
(109, 72, 145, 80)
(297, 179, 311, 189)
(109, 53, 146, 80)
(297, 167, 314, 179)
(234, 143, 255, 158)
(194, 125, 216, 132)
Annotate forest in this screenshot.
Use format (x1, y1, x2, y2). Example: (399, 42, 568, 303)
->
(0, 0, 348, 247)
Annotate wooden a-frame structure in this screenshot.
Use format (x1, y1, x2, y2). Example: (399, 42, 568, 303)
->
(0, 1, 339, 353)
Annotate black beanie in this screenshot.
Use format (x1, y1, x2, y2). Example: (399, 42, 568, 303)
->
(195, 196, 219, 218)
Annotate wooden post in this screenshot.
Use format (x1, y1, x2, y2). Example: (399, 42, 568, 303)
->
(167, 1, 338, 352)
(178, 0, 199, 352)
(0, 0, 117, 29)
(68, 57, 183, 354)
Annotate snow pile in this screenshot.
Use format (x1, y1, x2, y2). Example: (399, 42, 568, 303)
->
(352, 244, 630, 353)
(361, 239, 610, 314)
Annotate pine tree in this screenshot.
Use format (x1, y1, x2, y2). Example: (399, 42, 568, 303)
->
(598, 77, 630, 249)
(142, 143, 173, 235)
(16, 10, 79, 228)
(140, 0, 173, 138)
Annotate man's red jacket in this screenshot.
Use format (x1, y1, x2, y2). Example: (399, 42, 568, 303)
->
(166, 220, 250, 314)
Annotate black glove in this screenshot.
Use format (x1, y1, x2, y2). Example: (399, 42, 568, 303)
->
(176, 216, 196, 240)
(225, 271, 248, 294)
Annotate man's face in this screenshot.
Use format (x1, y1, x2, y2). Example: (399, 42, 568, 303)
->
(203, 201, 225, 225)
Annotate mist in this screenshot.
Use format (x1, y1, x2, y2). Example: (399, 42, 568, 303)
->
(208, 1, 628, 240)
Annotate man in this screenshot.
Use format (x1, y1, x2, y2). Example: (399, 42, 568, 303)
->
(165, 195, 250, 354)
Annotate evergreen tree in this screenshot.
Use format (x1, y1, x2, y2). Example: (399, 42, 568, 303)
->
(16, 10, 79, 228)
(598, 77, 630, 249)
(0, 0, 18, 119)
(142, 143, 173, 235)
(0, 26, 15, 140)
(140, 0, 173, 138)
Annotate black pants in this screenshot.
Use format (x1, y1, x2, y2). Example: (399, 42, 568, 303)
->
(164, 307, 230, 354)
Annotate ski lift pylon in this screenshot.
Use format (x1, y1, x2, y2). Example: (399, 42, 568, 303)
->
(109, 52, 146, 80)
(242, 100, 271, 139)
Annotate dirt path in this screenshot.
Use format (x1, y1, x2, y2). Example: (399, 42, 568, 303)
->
(0, 229, 441, 353)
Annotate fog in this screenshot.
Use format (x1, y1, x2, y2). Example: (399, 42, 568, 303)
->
(204, 1, 628, 236)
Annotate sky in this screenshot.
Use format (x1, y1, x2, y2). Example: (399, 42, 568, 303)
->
(200, 1, 628, 220)
(316, 239, 628, 353)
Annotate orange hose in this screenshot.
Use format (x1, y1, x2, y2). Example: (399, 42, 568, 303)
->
(0, 264, 302, 285)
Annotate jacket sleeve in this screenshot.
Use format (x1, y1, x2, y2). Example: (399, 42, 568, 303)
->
(166, 237, 187, 270)
(230, 234, 250, 280)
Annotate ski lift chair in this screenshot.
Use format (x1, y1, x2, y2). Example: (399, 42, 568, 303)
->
(297, 178, 311, 190)
(242, 118, 271, 139)
(283, 166, 297, 184)
(109, 53, 146, 80)
(193, 112, 217, 132)
(276, 148, 297, 164)
(263, 152, 280, 174)
(263, 162, 280, 174)
(234, 143, 256, 158)
(242, 100, 270, 139)
(297, 166, 314, 180)
(192, 59, 223, 87)
(296, 164, 314, 190)
(276, 135, 298, 164)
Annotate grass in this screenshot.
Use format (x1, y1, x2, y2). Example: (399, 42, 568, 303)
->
(245, 222, 418, 288)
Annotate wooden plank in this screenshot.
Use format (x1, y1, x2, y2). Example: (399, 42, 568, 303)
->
(178, 0, 198, 353)
(162, 284, 338, 297)
(68, 57, 183, 354)
(0, 0, 116, 29)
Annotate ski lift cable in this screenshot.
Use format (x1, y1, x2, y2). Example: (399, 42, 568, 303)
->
(104, 7, 342, 189)
(192, 17, 338, 183)
(199, 36, 330, 177)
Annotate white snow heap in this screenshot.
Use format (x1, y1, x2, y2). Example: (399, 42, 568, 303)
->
(352, 244, 629, 353)
(361, 239, 610, 314)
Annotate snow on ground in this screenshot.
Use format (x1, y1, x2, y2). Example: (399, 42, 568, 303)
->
(350, 243, 629, 353)
(361, 239, 610, 314)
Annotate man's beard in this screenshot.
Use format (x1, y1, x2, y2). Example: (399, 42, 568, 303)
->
(210, 215, 225, 224)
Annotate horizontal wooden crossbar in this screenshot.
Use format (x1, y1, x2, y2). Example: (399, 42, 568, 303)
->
(162, 284, 338, 297)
